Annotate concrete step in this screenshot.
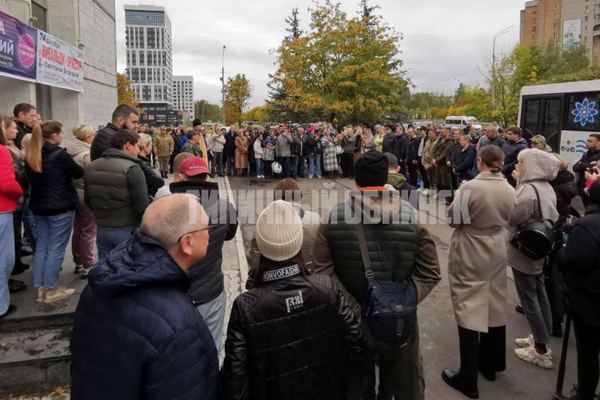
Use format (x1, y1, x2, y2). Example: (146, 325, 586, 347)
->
(0, 327, 72, 397)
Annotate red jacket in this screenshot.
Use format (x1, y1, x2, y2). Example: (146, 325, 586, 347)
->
(0, 145, 23, 213)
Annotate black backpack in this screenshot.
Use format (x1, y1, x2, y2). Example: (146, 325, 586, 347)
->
(356, 223, 417, 346)
(510, 184, 556, 260)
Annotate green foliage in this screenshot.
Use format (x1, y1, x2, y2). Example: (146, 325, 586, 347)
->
(269, 0, 407, 126)
(224, 74, 251, 125)
(285, 8, 303, 39)
(194, 100, 222, 122)
(244, 105, 271, 122)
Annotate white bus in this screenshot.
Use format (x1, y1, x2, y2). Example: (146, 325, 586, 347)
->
(519, 79, 600, 168)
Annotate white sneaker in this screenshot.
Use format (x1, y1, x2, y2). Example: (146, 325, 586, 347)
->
(514, 346, 553, 369)
(515, 335, 534, 348)
(44, 287, 75, 304)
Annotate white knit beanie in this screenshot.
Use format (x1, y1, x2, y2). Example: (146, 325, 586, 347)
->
(255, 200, 303, 262)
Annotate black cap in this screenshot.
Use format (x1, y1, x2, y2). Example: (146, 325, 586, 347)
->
(355, 151, 389, 188)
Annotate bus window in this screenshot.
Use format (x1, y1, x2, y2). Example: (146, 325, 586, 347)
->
(565, 92, 600, 132)
(524, 99, 541, 134)
(544, 98, 562, 151)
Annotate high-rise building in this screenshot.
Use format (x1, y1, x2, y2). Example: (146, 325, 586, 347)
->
(125, 5, 177, 124)
(520, 0, 600, 66)
(173, 76, 194, 121)
(520, 0, 563, 47)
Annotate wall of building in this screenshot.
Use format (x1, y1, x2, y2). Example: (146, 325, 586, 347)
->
(520, 0, 562, 47)
(0, 0, 116, 132)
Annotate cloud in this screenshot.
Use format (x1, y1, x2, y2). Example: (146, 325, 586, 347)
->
(116, 0, 523, 107)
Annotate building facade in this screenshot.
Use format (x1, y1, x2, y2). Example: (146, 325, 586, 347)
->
(0, 0, 117, 131)
(520, 0, 600, 65)
(520, 0, 563, 47)
(124, 4, 174, 125)
(173, 75, 194, 121)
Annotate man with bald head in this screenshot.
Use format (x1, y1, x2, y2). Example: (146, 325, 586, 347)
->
(70, 194, 218, 400)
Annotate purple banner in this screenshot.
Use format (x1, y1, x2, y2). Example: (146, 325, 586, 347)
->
(0, 10, 37, 82)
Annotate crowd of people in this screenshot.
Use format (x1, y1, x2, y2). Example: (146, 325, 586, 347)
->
(1, 102, 600, 400)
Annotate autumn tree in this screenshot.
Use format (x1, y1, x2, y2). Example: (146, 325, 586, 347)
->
(224, 74, 251, 125)
(244, 105, 271, 123)
(117, 73, 138, 107)
(194, 100, 222, 122)
(269, 0, 407, 126)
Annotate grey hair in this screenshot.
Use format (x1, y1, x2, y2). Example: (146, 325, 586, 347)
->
(141, 194, 205, 248)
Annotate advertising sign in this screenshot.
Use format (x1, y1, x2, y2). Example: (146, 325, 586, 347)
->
(37, 30, 84, 92)
(0, 10, 37, 82)
(563, 19, 582, 50)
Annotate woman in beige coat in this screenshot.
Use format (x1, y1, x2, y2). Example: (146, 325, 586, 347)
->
(443, 145, 517, 399)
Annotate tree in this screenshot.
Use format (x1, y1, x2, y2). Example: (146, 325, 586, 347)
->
(285, 8, 303, 39)
(269, 0, 407, 125)
(358, 0, 380, 32)
(224, 74, 251, 125)
(194, 100, 222, 122)
(244, 105, 271, 123)
(117, 73, 138, 107)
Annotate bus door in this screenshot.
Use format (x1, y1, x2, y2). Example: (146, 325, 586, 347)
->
(521, 96, 563, 151)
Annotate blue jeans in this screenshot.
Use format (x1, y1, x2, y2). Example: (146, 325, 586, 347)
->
(225, 155, 235, 175)
(96, 225, 136, 261)
(292, 155, 300, 178)
(0, 213, 15, 315)
(32, 211, 74, 289)
(196, 290, 227, 353)
(212, 152, 223, 175)
(308, 154, 322, 178)
(255, 158, 264, 177)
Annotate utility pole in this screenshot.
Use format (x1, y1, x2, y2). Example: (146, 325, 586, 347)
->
(492, 26, 513, 108)
(221, 45, 226, 125)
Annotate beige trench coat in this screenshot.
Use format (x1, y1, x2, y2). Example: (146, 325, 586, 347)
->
(447, 172, 517, 332)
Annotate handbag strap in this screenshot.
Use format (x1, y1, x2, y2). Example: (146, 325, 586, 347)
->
(528, 183, 544, 220)
(356, 223, 374, 279)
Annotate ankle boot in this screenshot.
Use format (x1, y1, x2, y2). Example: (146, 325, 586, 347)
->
(442, 369, 479, 399)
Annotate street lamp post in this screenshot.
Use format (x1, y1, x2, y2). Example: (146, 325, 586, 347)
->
(492, 25, 514, 107)
(221, 45, 226, 125)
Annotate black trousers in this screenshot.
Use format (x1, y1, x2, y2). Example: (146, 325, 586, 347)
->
(418, 159, 429, 189)
(573, 318, 600, 400)
(341, 153, 354, 178)
(13, 208, 24, 264)
(544, 249, 565, 330)
(407, 161, 419, 187)
(457, 325, 506, 388)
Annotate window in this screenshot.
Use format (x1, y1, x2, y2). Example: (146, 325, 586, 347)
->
(566, 92, 600, 131)
(132, 52, 136, 66)
(140, 68, 146, 83)
(139, 51, 145, 65)
(555, 14, 560, 19)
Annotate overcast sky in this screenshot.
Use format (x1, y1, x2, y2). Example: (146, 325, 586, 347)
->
(115, 0, 524, 108)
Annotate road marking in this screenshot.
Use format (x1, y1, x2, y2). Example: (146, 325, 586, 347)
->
(222, 175, 249, 293)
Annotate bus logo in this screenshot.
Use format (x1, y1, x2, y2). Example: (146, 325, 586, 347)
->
(571, 97, 599, 127)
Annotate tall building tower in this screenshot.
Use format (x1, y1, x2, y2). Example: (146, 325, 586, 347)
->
(173, 76, 194, 121)
(520, 0, 563, 47)
(125, 5, 176, 124)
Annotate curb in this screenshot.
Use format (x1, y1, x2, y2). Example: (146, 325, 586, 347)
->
(222, 176, 249, 293)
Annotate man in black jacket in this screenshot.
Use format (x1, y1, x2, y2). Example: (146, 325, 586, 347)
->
(573, 133, 600, 207)
(224, 128, 236, 176)
(502, 126, 528, 187)
(406, 127, 421, 187)
(560, 179, 600, 400)
(221, 200, 362, 400)
(394, 124, 409, 176)
(90, 104, 139, 161)
(157, 156, 238, 350)
(12, 103, 36, 150)
(70, 194, 218, 400)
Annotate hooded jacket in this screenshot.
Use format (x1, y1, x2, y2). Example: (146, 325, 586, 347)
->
(508, 149, 560, 275)
(220, 263, 362, 400)
(169, 180, 238, 304)
(70, 231, 218, 400)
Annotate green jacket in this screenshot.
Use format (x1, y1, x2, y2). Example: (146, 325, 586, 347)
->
(387, 172, 407, 191)
(84, 149, 149, 227)
(182, 142, 202, 157)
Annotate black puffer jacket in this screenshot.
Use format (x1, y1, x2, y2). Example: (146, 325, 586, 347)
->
(90, 122, 120, 161)
(551, 170, 577, 217)
(169, 180, 238, 304)
(138, 155, 164, 197)
(220, 263, 362, 400)
(26, 142, 83, 216)
(70, 231, 218, 399)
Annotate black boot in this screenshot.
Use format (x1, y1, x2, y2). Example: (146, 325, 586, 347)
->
(442, 369, 479, 399)
(11, 260, 30, 275)
(8, 279, 27, 293)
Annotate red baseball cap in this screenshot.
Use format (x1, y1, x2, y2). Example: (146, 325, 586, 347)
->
(178, 157, 209, 177)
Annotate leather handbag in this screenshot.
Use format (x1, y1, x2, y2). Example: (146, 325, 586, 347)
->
(510, 184, 556, 260)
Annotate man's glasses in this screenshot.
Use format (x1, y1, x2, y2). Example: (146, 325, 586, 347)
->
(177, 225, 214, 243)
